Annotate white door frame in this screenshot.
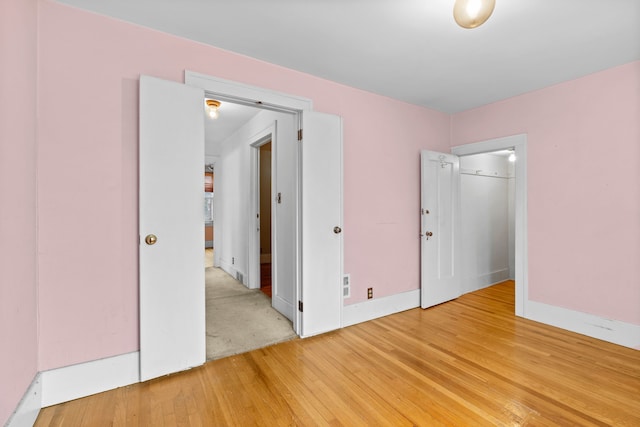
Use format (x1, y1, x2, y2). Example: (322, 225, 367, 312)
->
(451, 134, 528, 317)
(248, 125, 276, 291)
(185, 71, 313, 334)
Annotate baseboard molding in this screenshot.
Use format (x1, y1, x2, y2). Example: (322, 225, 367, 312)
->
(219, 261, 246, 286)
(462, 268, 510, 294)
(6, 373, 41, 427)
(41, 351, 140, 407)
(525, 301, 640, 350)
(219, 260, 233, 276)
(343, 289, 420, 327)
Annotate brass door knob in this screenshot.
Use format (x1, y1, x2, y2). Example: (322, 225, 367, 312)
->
(145, 234, 158, 245)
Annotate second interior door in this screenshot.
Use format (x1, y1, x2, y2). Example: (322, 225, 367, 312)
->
(420, 150, 462, 309)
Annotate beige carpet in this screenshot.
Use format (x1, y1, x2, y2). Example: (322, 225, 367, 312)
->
(206, 267, 297, 360)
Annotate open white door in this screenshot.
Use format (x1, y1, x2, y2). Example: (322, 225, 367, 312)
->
(420, 150, 462, 308)
(139, 75, 205, 381)
(300, 112, 343, 337)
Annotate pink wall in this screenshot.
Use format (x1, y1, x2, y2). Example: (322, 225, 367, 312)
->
(452, 61, 640, 325)
(0, 0, 39, 424)
(37, 1, 450, 370)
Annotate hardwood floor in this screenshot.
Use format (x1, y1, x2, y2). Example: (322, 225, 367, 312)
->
(204, 248, 214, 268)
(35, 281, 640, 426)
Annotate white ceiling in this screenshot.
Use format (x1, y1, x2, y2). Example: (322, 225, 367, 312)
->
(54, 0, 640, 114)
(203, 100, 261, 151)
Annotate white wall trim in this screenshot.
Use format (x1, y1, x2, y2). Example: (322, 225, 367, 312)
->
(526, 301, 640, 350)
(6, 373, 41, 427)
(184, 71, 312, 112)
(343, 289, 420, 327)
(41, 351, 140, 407)
(248, 123, 277, 291)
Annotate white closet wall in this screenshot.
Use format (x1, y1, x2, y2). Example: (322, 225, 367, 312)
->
(460, 153, 515, 293)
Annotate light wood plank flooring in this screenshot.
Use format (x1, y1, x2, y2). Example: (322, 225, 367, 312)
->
(205, 248, 213, 268)
(35, 281, 640, 426)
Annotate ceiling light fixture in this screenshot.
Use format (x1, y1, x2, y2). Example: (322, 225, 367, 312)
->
(205, 99, 221, 119)
(453, 0, 495, 29)
(508, 152, 516, 162)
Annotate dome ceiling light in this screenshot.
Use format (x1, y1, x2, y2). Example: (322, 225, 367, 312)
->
(453, 0, 496, 29)
(205, 99, 221, 119)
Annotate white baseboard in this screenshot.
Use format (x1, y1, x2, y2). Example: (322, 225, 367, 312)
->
(343, 289, 420, 327)
(219, 260, 233, 276)
(342, 287, 640, 350)
(6, 373, 41, 427)
(219, 261, 246, 286)
(41, 351, 140, 407)
(526, 301, 640, 350)
(462, 268, 510, 294)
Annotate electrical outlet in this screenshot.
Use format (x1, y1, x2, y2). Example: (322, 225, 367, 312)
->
(367, 287, 373, 299)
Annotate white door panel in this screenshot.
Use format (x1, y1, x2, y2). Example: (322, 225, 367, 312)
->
(421, 150, 462, 308)
(139, 75, 205, 381)
(300, 112, 343, 337)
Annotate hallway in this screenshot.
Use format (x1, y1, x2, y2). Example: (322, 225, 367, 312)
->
(205, 250, 296, 360)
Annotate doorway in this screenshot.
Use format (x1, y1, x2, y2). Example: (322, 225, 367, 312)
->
(203, 105, 296, 360)
(258, 141, 273, 298)
(459, 150, 515, 294)
(452, 134, 528, 316)
(139, 73, 344, 380)
(186, 69, 344, 338)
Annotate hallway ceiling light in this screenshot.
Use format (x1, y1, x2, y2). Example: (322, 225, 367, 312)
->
(508, 152, 516, 162)
(453, 0, 496, 29)
(205, 99, 221, 119)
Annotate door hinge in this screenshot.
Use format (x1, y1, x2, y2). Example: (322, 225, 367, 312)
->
(297, 129, 303, 141)
(421, 208, 430, 215)
(298, 300, 303, 312)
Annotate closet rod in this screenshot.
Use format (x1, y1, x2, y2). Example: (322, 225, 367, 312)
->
(460, 168, 512, 179)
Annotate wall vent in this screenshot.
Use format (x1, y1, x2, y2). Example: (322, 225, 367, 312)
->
(343, 274, 350, 298)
